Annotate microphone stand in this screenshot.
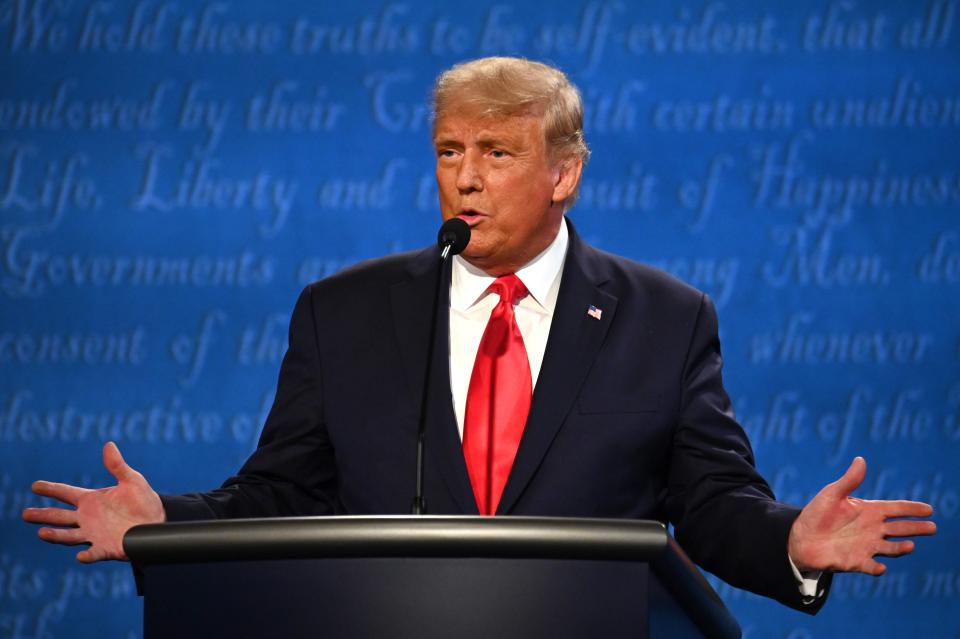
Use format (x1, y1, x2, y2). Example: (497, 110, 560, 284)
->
(412, 218, 469, 515)
(411, 245, 453, 515)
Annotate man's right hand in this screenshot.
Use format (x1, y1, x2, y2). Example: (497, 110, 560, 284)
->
(22, 442, 166, 563)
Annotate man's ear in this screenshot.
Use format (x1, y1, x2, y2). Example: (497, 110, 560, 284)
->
(552, 156, 583, 204)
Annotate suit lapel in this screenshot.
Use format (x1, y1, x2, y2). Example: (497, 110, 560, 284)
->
(389, 249, 477, 514)
(497, 222, 618, 514)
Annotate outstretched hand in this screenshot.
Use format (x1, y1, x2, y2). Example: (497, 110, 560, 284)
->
(22, 442, 165, 563)
(788, 456, 936, 576)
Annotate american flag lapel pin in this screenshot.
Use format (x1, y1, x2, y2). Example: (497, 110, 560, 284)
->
(587, 305, 602, 320)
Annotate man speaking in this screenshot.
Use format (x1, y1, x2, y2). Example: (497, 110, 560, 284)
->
(23, 57, 936, 612)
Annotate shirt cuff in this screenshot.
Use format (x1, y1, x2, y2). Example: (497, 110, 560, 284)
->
(788, 554, 825, 602)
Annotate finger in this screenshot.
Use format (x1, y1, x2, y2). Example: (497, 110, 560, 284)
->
(831, 456, 866, 497)
(884, 519, 937, 538)
(22, 507, 78, 527)
(875, 540, 915, 557)
(77, 547, 106, 563)
(31, 481, 88, 506)
(862, 558, 886, 576)
(103, 441, 136, 483)
(76, 549, 97, 563)
(37, 527, 88, 546)
(77, 545, 125, 563)
(880, 500, 934, 518)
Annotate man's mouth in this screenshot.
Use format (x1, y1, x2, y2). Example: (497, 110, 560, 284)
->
(457, 209, 485, 225)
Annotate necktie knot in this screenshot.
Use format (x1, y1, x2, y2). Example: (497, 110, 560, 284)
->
(489, 274, 528, 306)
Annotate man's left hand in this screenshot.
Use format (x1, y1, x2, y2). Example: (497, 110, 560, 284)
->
(788, 456, 937, 575)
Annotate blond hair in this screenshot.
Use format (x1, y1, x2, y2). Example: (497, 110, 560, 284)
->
(433, 57, 590, 203)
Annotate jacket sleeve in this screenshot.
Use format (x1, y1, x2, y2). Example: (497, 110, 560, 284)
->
(664, 293, 832, 613)
(160, 284, 338, 520)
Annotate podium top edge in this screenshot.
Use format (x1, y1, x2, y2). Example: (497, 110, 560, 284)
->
(124, 515, 669, 565)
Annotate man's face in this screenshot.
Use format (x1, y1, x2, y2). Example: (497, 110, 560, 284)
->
(433, 107, 581, 275)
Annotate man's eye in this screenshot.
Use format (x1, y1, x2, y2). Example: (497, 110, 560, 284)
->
(490, 150, 507, 159)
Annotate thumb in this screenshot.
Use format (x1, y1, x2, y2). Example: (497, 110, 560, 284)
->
(831, 456, 867, 498)
(103, 442, 135, 483)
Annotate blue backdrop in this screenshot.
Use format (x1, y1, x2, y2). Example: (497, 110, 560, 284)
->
(2, 0, 958, 636)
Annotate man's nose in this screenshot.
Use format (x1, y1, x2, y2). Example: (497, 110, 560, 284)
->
(456, 151, 483, 193)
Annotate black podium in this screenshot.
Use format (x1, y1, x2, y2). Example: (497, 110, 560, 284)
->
(125, 516, 740, 639)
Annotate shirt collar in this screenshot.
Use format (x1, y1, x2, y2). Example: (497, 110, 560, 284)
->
(450, 218, 569, 313)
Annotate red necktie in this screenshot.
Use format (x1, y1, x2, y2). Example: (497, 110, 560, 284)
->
(463, 274, 532, 515)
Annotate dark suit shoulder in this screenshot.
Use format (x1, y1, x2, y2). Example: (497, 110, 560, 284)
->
(304, 247, 432, 300)
(584, 244, 707, 313)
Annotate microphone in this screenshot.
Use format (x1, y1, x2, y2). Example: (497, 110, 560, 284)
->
(412, 218, 471, 515)
(437, 217, 470, 260)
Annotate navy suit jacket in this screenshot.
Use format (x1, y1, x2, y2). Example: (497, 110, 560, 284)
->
(162, 220, 829, 612)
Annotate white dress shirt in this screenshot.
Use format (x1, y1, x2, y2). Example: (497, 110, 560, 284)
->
(449, 220, 568, 439)
(445, 218, 821, 599)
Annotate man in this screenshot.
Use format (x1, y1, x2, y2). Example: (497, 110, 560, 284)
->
(24, 57, 936, 613)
